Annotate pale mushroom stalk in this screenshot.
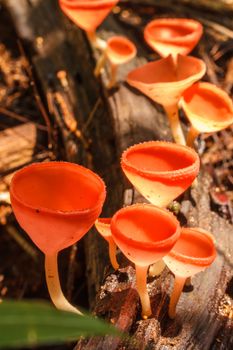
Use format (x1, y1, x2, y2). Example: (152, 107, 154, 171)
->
(109, 241, 119, 270)
(108, 63, 118, 89)
(94, 51, 108, 77)
(45, 252, 83, 315)
(149, 259, 166, 277)
(168, 275, 186, 319)
(135, 265, 152, 319)
(164, 104, 186, 145)
(186, 126, 200, 148)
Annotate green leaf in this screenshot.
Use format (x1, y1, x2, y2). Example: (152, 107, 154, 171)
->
(0, 300, 120, 348)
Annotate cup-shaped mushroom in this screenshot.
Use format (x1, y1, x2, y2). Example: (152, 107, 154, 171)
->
(144, 18, 203, 58)
(95, 36, 137, 87)
(127, 55, 206, 144)
(163, 227, 216, 319)
(107, 36, 137, 66)
(111, 204, 180, 318)
(59, 0, 119, 48)
(180, 82, 233, 147)
(95, 218, 119, 270)
(121, 141, 200, 208)
(10, 161, 106, 255)
(10, 161, 106, 314)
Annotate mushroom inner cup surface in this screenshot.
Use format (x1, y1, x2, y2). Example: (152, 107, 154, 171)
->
(13, 165, 103, 212)
(183, 88, 233, 123)
(149, 24, 193, 41)
(124, 146, 195, 173)
(108, 39, 133, 57)
(171, 230, 215, 261)
(114, 207, 178, 243)
(128, 56, 203, 85)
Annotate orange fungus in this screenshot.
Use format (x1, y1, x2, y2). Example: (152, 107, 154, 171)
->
(111, 204, 180, 266)
(144, 18, 203, 58)
(59, 0, 119, 33)
(10, 161, 106, 255)
(121, 141, 200, 208)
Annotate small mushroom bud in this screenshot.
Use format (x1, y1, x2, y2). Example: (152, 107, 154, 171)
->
(95, 218, 119, 270)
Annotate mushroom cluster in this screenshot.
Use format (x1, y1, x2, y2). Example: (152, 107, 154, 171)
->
(9, 0, 224, 326)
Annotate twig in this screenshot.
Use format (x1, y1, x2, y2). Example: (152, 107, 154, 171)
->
(199, 44, 220, 86)
(200, 18, 233, 40)
(82, 98, 102, 133)
(0, 107, 48, 131)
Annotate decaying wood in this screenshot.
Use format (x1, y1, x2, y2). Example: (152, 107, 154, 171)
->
(4, 0, 233, 349)
(0, 122, 36, 174)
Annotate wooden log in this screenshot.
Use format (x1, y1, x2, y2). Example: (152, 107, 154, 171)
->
(5, 0, 233, 349)
(0, 122, 36, 174)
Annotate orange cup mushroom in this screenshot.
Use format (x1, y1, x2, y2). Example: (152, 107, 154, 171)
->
(10, 161, 106, 314)
(144, 18, 203, 59)
(180, 82, 233, 148)
(95, 218, 119, 270)
(163, 227, 216, 319)
(59, 0, 119, 49)
(121, 140, 199, 277)
(121, 141, 200, 208)
(127, 55, 206, 145)
(95, 35, 137, 88)
(111, 204, 180, 319)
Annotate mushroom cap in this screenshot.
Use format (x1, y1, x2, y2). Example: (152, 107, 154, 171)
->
(59, 0, 119, 32)
(180, 82, 233, 133)
(95, 217, 114, 244)
(10, 161, 106, 255)
(111, 203, 180, 266)
(163, 227, 216, 278)
(121, 141, 200, 208)
(106, 36, 137, 65)
(144, 18, 203, 57)
(127, 55, 206, 107)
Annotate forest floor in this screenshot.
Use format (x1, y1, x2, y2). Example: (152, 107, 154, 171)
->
(0, 1, 232, 349)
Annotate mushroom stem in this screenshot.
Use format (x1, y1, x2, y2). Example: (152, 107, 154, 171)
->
(186, 126, 200, 148)
(168, 275, 186, 319)
(86, 30, 107, 51)
(149, 259, 166, 277)
(94, 51, 108, 77)
(164, 104, 186, 145)
(108, 63, 118, 89)
(135, 264, 152, 319)
(108, 241, 119, 270)
(45, 252, 83, 315)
